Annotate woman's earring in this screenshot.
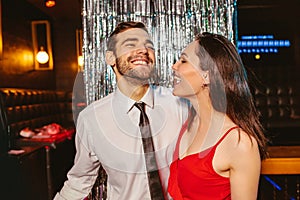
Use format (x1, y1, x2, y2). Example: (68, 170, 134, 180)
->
(201, 83, 208, 89)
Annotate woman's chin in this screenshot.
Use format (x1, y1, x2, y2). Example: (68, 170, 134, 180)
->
(172, 89, 182, 97)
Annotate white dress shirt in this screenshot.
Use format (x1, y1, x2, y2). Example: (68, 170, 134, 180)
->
(54, 85, 188, 200)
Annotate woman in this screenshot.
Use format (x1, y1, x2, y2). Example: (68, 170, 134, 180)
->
(168, 32, 268, 200)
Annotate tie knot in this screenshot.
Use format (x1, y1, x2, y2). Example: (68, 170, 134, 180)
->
(134, 102, 145, 113)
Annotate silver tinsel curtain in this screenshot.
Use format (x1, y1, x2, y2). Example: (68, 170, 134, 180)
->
(82, 0, 237, 104)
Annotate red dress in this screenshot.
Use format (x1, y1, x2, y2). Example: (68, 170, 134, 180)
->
(168, 123, 239, 200)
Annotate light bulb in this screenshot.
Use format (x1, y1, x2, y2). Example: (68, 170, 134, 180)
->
(78, 55, 84, 67)
(36, 47, 49, 64)
(45, 0, 56, 8)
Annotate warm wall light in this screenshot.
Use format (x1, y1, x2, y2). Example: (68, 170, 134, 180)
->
(45, 0, 56, 7)
(78, 55, 83, 68)
(32, 20, 53, 70)
(0, 0, 3, 59)
(36, 46, 49, 64)
(76, 29, 83, 71)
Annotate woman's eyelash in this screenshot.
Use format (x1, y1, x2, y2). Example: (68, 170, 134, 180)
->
(180, 59, 187, 63)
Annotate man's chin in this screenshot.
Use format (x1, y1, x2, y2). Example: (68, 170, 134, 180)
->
(128, 76, 150, 81)
(126, 68, 154, 79)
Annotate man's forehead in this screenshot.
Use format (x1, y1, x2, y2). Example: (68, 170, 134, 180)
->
(116, 28, 151, 43)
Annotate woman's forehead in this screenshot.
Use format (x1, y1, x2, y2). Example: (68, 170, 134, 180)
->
(182, 41, 200, 68)
(182, 40, 198, 55)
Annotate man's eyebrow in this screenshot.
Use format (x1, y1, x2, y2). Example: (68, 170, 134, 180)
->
(120, 38, 154, 46)
(146, 39, 154, 46)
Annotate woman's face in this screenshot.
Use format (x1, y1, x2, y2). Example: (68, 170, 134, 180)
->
(172, 41, 208, 98)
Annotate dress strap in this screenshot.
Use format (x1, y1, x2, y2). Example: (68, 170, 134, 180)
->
(215, 126, 240, 147)
(172, 124, 239, 161)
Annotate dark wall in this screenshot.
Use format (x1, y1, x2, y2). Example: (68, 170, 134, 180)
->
(237, 0, 300, 145)
(237, 0, 300, 66)
(237, 0, 300, 86)
(0, 0, 79, 91)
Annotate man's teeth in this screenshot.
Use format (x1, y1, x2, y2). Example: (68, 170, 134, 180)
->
(132, 60, 147, 65)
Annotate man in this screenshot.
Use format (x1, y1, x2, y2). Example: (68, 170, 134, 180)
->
(54, 21, 188, 200)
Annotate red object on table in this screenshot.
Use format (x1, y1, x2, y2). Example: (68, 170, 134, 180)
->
(17, 128, 75, 148)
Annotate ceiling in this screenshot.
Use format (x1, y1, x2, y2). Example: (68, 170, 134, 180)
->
(24, 0, 299, 24)
(25, 0, 82, 23)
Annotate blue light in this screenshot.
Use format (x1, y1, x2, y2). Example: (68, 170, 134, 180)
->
(263, 176, 296, 200)
(241, 36, 252, 40)
(241, 35, 274, 40)
(252, 41, 258, 46)
(263, 40, 269, 47)
(238, 34, 290, 54)
(279, 40, 284, 46)
(263, 176, 282, 191)
(241, 41, 247, 47)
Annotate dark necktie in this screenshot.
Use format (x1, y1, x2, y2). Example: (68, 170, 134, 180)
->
(134, 102, 165, 200)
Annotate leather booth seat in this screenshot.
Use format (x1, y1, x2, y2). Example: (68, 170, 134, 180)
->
(0, 88, 76, 199)
(0, 88, 74, 152)
(254, 85, 300, 145)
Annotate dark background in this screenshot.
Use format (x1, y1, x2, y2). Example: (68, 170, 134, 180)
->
(1, 0, 299, 91)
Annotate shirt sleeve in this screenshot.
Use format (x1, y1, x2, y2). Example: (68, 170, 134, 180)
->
(54, 112, 100, 200)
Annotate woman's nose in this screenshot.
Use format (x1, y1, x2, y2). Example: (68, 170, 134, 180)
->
(172, 61, 178, 70)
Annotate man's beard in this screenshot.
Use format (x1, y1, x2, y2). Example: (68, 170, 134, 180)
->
(116, 55, 155, 84)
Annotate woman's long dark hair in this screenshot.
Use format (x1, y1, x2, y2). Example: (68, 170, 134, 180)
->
(193, 32, 268, 159)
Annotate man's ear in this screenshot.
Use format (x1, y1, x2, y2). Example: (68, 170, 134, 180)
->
(105, 51, 116, 66)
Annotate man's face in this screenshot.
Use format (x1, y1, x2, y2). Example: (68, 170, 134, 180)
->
(114, 28, 155, 82)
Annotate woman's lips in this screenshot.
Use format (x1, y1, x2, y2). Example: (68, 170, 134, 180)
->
(173, 74, 181, 85)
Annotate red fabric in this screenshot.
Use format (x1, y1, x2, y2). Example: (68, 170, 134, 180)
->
(18, 128, 75, 147)
(168, 126, 239, 200)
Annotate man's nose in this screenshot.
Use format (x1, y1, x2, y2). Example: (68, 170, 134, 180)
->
(136, 45, 148, 54)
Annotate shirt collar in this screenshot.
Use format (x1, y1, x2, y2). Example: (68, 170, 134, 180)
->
(138, 86, 154, 110)
(113, 86, 154, 114)
(111, 86, 154, 136)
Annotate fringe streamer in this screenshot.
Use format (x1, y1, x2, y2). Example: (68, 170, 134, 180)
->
(81, 1, 237, 199)
(82, 0, 237, 105)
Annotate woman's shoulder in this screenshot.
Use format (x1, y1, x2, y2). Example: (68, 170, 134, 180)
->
(223, 127, 258, 151)
(221, 127, 260, 165)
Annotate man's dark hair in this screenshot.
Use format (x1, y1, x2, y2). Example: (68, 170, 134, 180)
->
(107, 21, 148, 52)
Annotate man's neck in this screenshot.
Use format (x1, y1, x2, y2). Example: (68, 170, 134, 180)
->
(117, 79, 150, 101)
